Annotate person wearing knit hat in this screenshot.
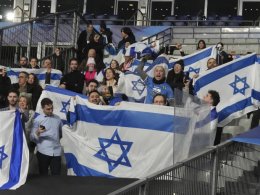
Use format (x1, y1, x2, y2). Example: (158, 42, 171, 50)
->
(84, 57, 97, 83)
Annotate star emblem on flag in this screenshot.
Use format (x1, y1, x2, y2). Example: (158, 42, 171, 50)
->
(132, 79, 146, 96)
(94, 129, 133, 173)
(188, 67, 200, 74)
(60, 99, 70, 114)
(229, 75, 250, 95)
(0, 145, 8, 169)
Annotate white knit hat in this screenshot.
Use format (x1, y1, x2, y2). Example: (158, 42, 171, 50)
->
(87, 57, 96, 65)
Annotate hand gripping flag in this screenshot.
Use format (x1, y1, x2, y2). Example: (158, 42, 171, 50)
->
(0, 110, 29, 190)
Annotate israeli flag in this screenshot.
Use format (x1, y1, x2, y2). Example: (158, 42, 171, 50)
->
(35, 85, 87, 124)
(62, 97, 178, 178)
(145, 55, 170, 77)
(0, 110, 29, 190)
(7, 68, 62, 87)
(194, 53, 260, 127)
(116, 72, 147, 103)
(169, 46, 216, 78)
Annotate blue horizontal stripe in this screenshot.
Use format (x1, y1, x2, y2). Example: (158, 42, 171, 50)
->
(7, 70, 61, 80)
(218, 97, 253, 123)
(194, 54, 257, 92)
(65, 153, 114, 178)
(232, 138, 260, 146)
(37, 73, 61, 80)
(252, 90, 260, 101)
(184, 47, 212, 66)
(45, 85, 87, 99)
(72, 104, 189, 133)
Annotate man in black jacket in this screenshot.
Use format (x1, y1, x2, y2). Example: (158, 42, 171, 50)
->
(77, 23, 95, 63)
(0, 67, 11, 108)
(11, 71, 40, 110)
(60, 58, 85, 94)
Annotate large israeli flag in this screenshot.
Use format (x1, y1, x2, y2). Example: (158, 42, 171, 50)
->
(194, 53, 260, 127)
(116, 72, 147, 102)
(62, 97, 182, 178)
(35, 85, 87, 123)
(0, 110, 29, 190)
(7, 68, 62, 87)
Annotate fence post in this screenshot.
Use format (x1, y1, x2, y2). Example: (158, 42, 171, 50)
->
(53, 14, 59, 51)
(27, 22, 33, 58)
(211, 149, 219, 195)
(72, 11, 79, 49)
(139, 183, 148, 195)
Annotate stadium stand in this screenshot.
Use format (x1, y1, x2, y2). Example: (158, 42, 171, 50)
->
(0, 1, 259, 194)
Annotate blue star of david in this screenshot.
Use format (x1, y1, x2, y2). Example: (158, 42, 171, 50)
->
(94, 129, 133, 173)
(188, 67, 200, 74)
(0, 145, 8, 169)
(229, 75, 250, 95)
(132, 79, 146, 96)
(60, 99, 70, 114)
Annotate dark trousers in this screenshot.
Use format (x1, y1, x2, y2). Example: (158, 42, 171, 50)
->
(214, 127, 223, 146)
(251, 109, 260, 129)
(36, 152, 61, 176)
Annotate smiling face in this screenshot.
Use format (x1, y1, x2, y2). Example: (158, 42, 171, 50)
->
(154, 66, 165, 81)
(174, 64, 182, 74)
(110, 60, 118, 69)
(105, 69, 115, 81)
(207, 58, 217, 70)
(88, 91, 100, 105)
(70, 60, 78, 71)
(18, 96, 28, 110)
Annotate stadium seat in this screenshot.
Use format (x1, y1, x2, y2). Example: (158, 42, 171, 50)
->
(161, 21, 172, 26)
(165, 16, 177, 21)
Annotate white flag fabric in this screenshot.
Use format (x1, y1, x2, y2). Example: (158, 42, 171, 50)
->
(169, 46, 216, 78)
(116, 72, 147, 103)
(61, 96, 214, 178)
(0, 110, 29, 190)
(62, 97, 186, 178)
(35, 85, 87, 123)
(194, 53, 260, 127)
(7, 68, 62, 87)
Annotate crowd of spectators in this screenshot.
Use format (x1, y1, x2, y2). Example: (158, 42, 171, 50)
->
(0, 22, 259, 176)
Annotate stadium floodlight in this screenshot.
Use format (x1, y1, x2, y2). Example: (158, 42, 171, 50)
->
(6, 12, 15, 21)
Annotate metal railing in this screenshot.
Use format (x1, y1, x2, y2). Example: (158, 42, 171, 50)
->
(141, 27, 172, 50)
(0, 10, 83, 67)
(109, 141, 260, 195)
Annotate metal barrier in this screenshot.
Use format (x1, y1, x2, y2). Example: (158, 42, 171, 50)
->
(39, 46, 76, 73)
(0, 10, 82, 67)
(141, 27, 172, 50)
(108, 141, 260, 195)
